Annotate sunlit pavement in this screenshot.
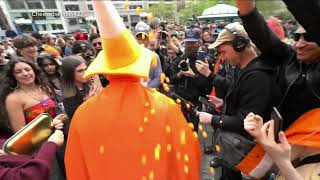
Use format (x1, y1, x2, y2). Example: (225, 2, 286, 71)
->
(198, 124, 219, 180)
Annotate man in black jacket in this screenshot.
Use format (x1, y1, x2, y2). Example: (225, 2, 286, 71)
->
(235, 0, 320, 130)
(196, 22, 282, 179)
(170, 28, 212, 106)
(197, 22, 281, 139)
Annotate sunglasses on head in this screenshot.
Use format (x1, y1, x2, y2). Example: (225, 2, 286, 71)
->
(93, 42, 101, 47)
(293, 33, 313, 42)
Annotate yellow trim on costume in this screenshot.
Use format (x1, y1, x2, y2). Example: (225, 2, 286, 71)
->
(101, 30, 139, 69)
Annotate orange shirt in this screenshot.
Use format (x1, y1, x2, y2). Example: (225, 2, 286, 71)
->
(65, 78, 200, 180)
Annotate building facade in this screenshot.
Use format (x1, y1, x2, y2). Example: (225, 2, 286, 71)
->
(1, 0, 64, 34)
(1, 0, 188, 34)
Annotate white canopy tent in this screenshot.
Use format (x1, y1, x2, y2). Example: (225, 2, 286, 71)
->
(198, 3, 239, 23)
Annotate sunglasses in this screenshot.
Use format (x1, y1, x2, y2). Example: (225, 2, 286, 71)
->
(293, 33, 313, 42)
(92, 42, 101, 47)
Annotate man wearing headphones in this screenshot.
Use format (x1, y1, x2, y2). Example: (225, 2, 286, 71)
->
(196, 22, 282, 179)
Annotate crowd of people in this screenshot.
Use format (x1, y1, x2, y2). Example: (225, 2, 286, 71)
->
(0, 0, 319, 179)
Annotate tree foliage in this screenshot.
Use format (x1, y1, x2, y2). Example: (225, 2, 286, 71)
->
(178, 0, 293, 24)
(255, 0, 294, 20)
(147, 0, 294, 25)
(147, 3, 176, 21)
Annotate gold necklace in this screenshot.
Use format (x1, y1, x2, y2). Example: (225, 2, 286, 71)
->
(21, 87, 45, 102)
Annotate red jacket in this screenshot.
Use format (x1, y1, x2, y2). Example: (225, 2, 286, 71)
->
(0, 141, 57, 180)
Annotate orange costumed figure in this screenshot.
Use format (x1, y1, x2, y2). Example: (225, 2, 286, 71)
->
(64, 1, 200, 180)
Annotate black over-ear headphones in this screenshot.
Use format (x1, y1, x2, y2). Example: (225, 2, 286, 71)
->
(224, 23, 249, 52)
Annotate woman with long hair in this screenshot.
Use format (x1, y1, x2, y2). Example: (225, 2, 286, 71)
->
(0, 57, 66, 136)
(37, 54, 64, 113)
(57, 56, 100, 178)
(60, 55, 100, 120)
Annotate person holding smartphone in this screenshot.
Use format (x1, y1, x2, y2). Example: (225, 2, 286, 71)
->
(59, 55, 102, 178)
(60, 55, 101, 120)
(235, 0, 320, 131)
(243, 112, 320, 180)
(195, 22, 282, 179)
(170, 28, 213, 108)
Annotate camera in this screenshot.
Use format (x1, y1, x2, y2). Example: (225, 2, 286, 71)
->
(81, 51, 94, 62)
(178, 59, 189, 71)
(160, 31, 168, 40)
(159, 21, 168, 40)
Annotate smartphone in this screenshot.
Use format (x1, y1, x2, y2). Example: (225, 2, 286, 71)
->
(197, 51, 207, 61)
(90, 75, 102, 88)
(199, 96, 215, 111)
(271, 107, 283, 142)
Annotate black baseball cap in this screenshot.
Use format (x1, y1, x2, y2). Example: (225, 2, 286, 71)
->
(184, 28, 200, 42)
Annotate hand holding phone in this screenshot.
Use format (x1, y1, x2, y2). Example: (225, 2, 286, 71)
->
(271, 107, 283, 142)
(90, 75, 102, 88)
(197, 51, 207, 62)
(198, 96, 215, 112)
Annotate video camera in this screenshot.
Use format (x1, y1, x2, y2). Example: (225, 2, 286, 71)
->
(159, 21, 168, 40)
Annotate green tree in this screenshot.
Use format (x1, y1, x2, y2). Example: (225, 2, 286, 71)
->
(147, 3, 176, 21)
(147, 0, 294, 25)
(255, 0, 294, 20)
(177, 0, 293, 25)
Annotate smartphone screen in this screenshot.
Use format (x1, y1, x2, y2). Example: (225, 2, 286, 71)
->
(90, 75, 102, 88)
(271, 107, 283, 142)
(197, 51, 207, 61)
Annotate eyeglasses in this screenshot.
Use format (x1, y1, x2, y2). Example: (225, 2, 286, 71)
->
(293, 33, 313, 42)
(92, 42, 101, 47)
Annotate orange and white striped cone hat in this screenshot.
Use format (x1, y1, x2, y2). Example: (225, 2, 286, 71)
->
(84, 0, 157, 79)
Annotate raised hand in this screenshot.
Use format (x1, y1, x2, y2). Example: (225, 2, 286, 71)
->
(244, 112, 263, 138)
(196, 60, 211, 77)
(235, 0, 256, 16)
(206, 95, 223, 109)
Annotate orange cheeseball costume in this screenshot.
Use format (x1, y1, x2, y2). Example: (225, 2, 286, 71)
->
(64, 1, 200, 180)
